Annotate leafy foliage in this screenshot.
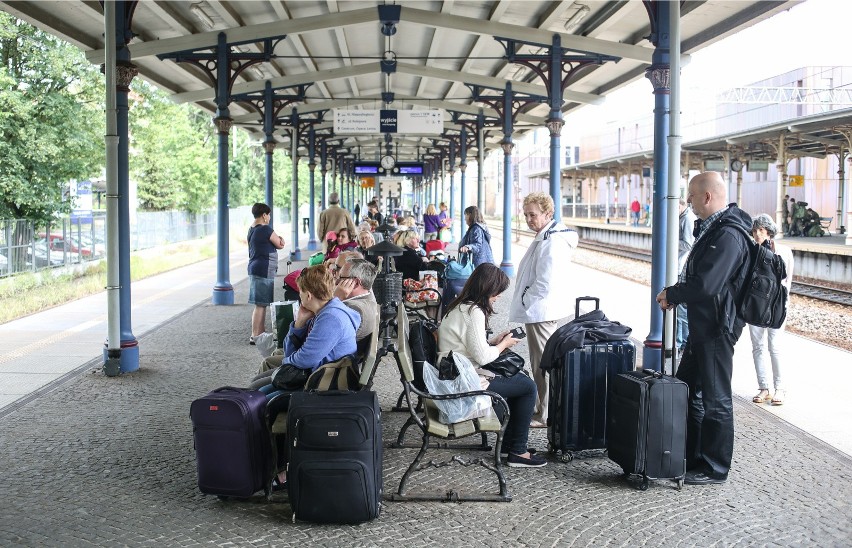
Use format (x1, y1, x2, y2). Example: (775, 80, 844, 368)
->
(0, 13, 103, 223)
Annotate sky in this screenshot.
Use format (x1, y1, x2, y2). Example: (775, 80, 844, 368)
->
(564, 0, 851, 137)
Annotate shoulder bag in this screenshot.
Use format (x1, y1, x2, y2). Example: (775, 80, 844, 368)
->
(481, 351, 525, 378)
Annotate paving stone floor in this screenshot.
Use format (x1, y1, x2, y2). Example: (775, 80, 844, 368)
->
(0, 276, 850, 547)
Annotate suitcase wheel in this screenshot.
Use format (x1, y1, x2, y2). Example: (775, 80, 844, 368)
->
(676, 479, 684, 490)
(559, 451, 574, 463)
(638, 477, 649, 491)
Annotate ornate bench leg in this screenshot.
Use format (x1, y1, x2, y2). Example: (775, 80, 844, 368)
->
(397, 432, 431, 497)
(494, 430, 509, 499)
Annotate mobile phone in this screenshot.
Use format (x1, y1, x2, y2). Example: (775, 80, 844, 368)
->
(510, 327, 527, 340)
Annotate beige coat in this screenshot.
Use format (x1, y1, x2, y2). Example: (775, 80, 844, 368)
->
(318, 204, 357, 241)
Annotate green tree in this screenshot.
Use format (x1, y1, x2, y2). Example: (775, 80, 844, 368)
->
(129, 80, 216, 213)
(0, 13, 104, 223)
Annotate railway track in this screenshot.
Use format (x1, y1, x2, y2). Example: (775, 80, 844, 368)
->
(576, 240, 852, 307)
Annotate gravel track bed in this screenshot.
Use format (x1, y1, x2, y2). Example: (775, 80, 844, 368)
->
(573, 248, 852, 353)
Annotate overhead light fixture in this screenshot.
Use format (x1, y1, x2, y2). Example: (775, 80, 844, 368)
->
(190, 3, 215, 30)
(564, 4, 590, 31)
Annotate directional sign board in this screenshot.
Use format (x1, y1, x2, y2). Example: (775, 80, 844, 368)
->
(334, 109, 443, 134)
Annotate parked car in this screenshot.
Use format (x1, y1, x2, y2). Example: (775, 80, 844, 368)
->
(28, 239, 74, 267)
(38, 233, 103, 259)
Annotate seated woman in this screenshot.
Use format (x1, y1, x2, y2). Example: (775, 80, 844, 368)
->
(326, 227, 358, 261)
(438, 263, 547, 468)
(251, 265, 360, 395)
(252, 264, 360, 488)
(356, 229, 382, 268)
(393, 229, 428, 281)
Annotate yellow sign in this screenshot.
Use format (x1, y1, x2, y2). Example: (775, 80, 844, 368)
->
(789, 175, 804, 187)
(360, 177, 375, 188)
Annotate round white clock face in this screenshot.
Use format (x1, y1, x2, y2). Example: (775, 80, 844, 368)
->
(381, 155, 396, 170)
(731, 160, 743, 171)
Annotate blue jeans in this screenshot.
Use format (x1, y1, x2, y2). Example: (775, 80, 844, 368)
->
(487, 373, 537, 455)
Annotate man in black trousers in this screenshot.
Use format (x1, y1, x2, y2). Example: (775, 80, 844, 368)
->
(656, 171, 752, 485)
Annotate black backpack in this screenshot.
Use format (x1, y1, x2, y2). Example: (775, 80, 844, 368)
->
(408, 318, 439, 391)
(731, 225, 788, 329)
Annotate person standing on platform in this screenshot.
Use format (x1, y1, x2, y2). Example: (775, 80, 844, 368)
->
(656, 171, 752, 485)
(630, 197, 641, 227)
(422, 204, 441, 241)
(675, 198, 697, 352)
(366, 200, 384, 226)
(247, 203, 285, 345)
(413, 202, 422, 224)
(353, 202, 361, 223)
(509, 192, 579, 428)
(318, 192, 356, 243)
(458, 205, 494, 267)
(749, 214, 794, 406)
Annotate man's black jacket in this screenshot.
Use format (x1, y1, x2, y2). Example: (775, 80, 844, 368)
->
(666, 204, 752, 343)
(540, 309, 632, 371)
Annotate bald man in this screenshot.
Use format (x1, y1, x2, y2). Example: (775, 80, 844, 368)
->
(656, 171, 753, 486)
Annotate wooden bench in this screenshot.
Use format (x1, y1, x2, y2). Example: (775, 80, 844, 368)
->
(387, 303, 512, 503)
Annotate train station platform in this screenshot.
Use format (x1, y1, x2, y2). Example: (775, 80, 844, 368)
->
(0, 228, 850, 545)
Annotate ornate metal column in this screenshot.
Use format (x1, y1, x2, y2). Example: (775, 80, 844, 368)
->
(102, 1, 140, 373)
(289, 110, 301, 260)
(307, 126, 318, 251)
(477, 110, 485, 213)
(642, 0, 671, 370)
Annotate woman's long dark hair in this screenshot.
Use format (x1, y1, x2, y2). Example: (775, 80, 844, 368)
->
(443, 263, 509, 326)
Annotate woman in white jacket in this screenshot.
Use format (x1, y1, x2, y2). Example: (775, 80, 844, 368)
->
(509, 192, 579, 427)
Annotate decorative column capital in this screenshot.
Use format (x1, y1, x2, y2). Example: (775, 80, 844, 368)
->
(645, 65, 670, 94)
(214, 117, 233, 135)
(459, 162, 467, 173)
(101, 62, 139, 92)
(308, 161, 317, 173)
(320, 168, 327, 176)
(262, 141, 276, 154)
(545, 117, 565, 137)
(501, 141, 515, 155)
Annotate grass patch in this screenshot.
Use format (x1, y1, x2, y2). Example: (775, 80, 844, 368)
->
(0, 237, 223, 325)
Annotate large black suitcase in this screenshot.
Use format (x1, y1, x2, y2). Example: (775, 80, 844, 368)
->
(607, 368, 688, 490)
(286, 390, 382, 523)
(189, 387, 274, 499)
(548, 297, 635, 462)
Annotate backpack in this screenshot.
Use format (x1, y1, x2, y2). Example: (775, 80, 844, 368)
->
(731, 225, 788, 329)
(408, 318, 439, 391)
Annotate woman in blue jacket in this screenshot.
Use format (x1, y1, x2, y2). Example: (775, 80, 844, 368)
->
(458, 205, 494, 267)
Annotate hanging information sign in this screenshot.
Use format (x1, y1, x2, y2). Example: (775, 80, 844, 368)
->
(334, 109, 443, 134)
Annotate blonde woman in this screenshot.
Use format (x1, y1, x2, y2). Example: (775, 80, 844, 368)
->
(393, 229, 427, 281)
(422, 204, 441, 241)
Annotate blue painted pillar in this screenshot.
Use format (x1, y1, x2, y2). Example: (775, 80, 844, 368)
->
(108, 2, 140, 372)
(643, 3, 671, 370)
(320, 140, 328, 209)
(547, 35, 565, 222)
(448, 140, 456, 239)
(500, 83, 515, 277)
(289, 112, 301, 261)
(307, 126, 318, 251)
(212, 33, 234, 306)
(477, 111, 485, 213)
(459, 126, 468, 242)
(263, 83, 275, 227)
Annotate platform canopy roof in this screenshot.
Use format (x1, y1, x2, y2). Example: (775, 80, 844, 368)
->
(0, 0, 802, 162)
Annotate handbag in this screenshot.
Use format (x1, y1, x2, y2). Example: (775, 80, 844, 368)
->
(481, 351, 525, 378)
(270, 363, 311, 391)
(304, 355, 359, 391)
(445, 252, 474, 280)
(308, 252, 325, 266)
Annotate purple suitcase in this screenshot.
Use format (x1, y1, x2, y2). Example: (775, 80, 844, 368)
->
(190, 387, 274, 498)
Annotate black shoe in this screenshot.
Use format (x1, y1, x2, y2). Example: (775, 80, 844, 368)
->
(507, 452, 547, 468)
(684, 469, 727, 485)
(500, 447, 537, 457)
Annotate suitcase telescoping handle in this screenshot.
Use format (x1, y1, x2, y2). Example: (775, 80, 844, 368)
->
(575, 296, 600, 318)
(662, 306, 678, 374)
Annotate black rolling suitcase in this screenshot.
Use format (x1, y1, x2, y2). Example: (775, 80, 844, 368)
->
(286, 390, 382, 523)
(548, 297, 635, 462)
(189, 387, 274, 499)
(607, 310, 688, 490)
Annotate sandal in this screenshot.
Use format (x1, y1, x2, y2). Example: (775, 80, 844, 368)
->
(771, 389, 785, 406)
(752, 389, 771, 404)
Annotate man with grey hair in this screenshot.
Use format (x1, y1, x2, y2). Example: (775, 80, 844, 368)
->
(318, 192, 357, 243)
(334, 257, 379, 347)
(656, 172, 753, 486)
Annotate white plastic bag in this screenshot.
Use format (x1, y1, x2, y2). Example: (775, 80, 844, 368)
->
(421, 352, 492, 423)
(253, 332, 276, 359)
